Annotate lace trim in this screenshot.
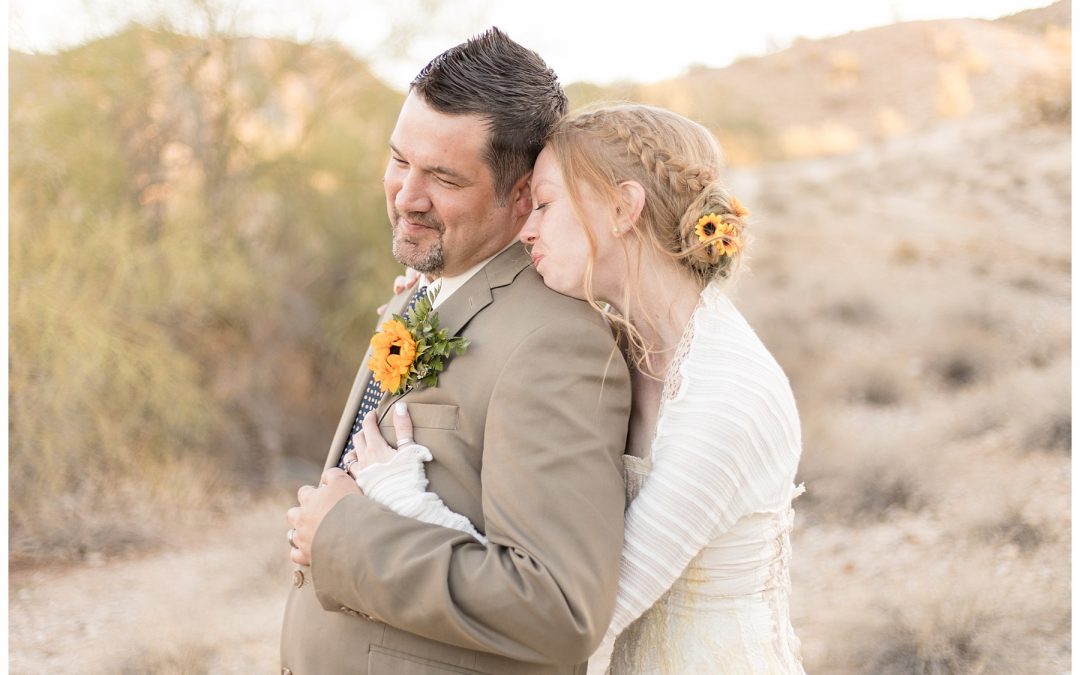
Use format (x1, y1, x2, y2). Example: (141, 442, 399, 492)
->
(661, 294, 703, 405)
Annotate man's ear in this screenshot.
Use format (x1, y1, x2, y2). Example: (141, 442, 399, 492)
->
(509, 171, 534, 221)
(617, 181, 646, 230)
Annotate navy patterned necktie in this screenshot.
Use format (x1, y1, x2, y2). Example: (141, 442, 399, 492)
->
(339, 285, 427, 467)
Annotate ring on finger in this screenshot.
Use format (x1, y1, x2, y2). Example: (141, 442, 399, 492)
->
(343, 457, 358, 474)
(287, 528, 298, 549)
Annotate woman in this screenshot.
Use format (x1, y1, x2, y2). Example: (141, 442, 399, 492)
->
(345, 104, 805, 673)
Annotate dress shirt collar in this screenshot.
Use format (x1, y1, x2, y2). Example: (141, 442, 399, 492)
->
(421, 241, 517, 309)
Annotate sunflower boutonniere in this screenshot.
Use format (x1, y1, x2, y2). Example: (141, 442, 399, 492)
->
(367, 288, 469, 395)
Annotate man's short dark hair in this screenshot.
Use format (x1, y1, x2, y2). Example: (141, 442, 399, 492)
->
(411, 27, 568, 203)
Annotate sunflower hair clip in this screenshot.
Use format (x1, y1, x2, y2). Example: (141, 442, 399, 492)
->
(695, 212, 743, 258)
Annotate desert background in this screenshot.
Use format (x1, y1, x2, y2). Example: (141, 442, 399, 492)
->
(8, 1, 1071, 673)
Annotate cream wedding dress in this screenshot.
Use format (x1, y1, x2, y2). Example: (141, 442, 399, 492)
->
(356, 282, 806, 674)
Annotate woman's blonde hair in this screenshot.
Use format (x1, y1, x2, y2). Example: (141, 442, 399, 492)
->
(545, 103, 749, 373)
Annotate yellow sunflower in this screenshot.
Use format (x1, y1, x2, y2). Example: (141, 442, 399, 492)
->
(367, 319, 418, 394)
(695, 213, 723, 242)
(713, 221, 742, 257)
(695, 214, 742, 257)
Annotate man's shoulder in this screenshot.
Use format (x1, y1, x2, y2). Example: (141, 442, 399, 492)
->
(491, 265, 610, 331)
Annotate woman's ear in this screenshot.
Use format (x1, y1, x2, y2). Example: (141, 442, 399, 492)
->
(616, 181, 646, 231)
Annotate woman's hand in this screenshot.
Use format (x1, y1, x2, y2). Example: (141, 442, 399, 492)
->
(376, 268, 422, 314)
(342, 402, 416, 477)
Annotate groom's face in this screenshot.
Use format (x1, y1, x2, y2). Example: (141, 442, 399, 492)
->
(384, 92, 521, 278)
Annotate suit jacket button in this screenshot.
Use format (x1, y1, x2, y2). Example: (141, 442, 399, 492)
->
(292, 569, 305, 588)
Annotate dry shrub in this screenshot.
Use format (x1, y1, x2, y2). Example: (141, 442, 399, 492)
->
(973, 504, 1049, 553)
(118, 641, 217, 675)
(856, 557, 1020, 674)
(852, 467, 925, 517)
(821, 297, 879, 326)
(9, 456, 233, 567)
(814, 539, 1071, 674)
(855, 372, 905, 408)
(10, 207, 237, 563)
(1024, 412, 1071, 455)
(863, 603, 1011, 674)
(1017, 67, 1072, 125)
(961, 363, 1070, 455)
(817, 347, 918, 410)
(943, 463, 1064, 554)
(798, 410, 937, 522)
(934, 353, 981, 389)
(922, 329, 1002, 392)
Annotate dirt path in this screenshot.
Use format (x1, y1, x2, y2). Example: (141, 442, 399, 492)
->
(10, 497, 295, 674)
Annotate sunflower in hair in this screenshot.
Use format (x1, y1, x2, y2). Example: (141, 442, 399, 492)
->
(695, 213, 742, 257)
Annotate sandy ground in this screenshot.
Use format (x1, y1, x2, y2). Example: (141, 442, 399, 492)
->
(9, 497, 294, 674)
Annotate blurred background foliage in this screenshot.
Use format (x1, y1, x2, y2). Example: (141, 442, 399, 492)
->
(10, 25, 405, 561)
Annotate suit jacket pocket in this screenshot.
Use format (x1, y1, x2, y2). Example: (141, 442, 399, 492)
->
(395, 403, 459, 430)
(368, 645, 485, 674)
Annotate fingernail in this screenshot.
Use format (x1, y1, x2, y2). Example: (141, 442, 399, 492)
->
(395, 401, 407, 416)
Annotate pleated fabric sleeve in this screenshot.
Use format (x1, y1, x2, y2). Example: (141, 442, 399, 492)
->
(604, 286, 803, 641)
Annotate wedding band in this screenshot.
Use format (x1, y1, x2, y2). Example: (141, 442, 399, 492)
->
(287, 528, 298, 549)
(396, 437, 414, 448)
(343, 457, 358, 474)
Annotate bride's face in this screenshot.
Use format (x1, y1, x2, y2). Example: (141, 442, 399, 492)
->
(519, 148, 617, 300)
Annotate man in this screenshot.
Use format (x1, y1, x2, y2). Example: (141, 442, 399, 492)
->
(280, 28, 631, 674)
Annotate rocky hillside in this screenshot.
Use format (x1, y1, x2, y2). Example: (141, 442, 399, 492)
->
(569, 0, 1070, 163)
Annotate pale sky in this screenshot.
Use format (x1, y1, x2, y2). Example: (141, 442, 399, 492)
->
(8, 0, 1057, 86)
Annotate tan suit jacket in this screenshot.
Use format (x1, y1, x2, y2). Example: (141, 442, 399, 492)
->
(280, 243, 631, 674)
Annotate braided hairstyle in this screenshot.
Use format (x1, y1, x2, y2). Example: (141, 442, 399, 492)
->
(545, 104, 750, 371)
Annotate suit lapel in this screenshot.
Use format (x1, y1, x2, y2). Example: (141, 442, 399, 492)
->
(323, 290, 414, 470)
(373, 243, 532, 423)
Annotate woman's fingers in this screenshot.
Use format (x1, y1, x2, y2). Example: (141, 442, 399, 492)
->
(348, 404, 417, 474)
(297, 484, 315, 504)
(359, 411, 395, 468)
(393, 269, 421, 294)
(393, 401, 415, 448)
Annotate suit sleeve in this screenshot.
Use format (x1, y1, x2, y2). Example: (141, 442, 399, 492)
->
(309, 317, 631, 665)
